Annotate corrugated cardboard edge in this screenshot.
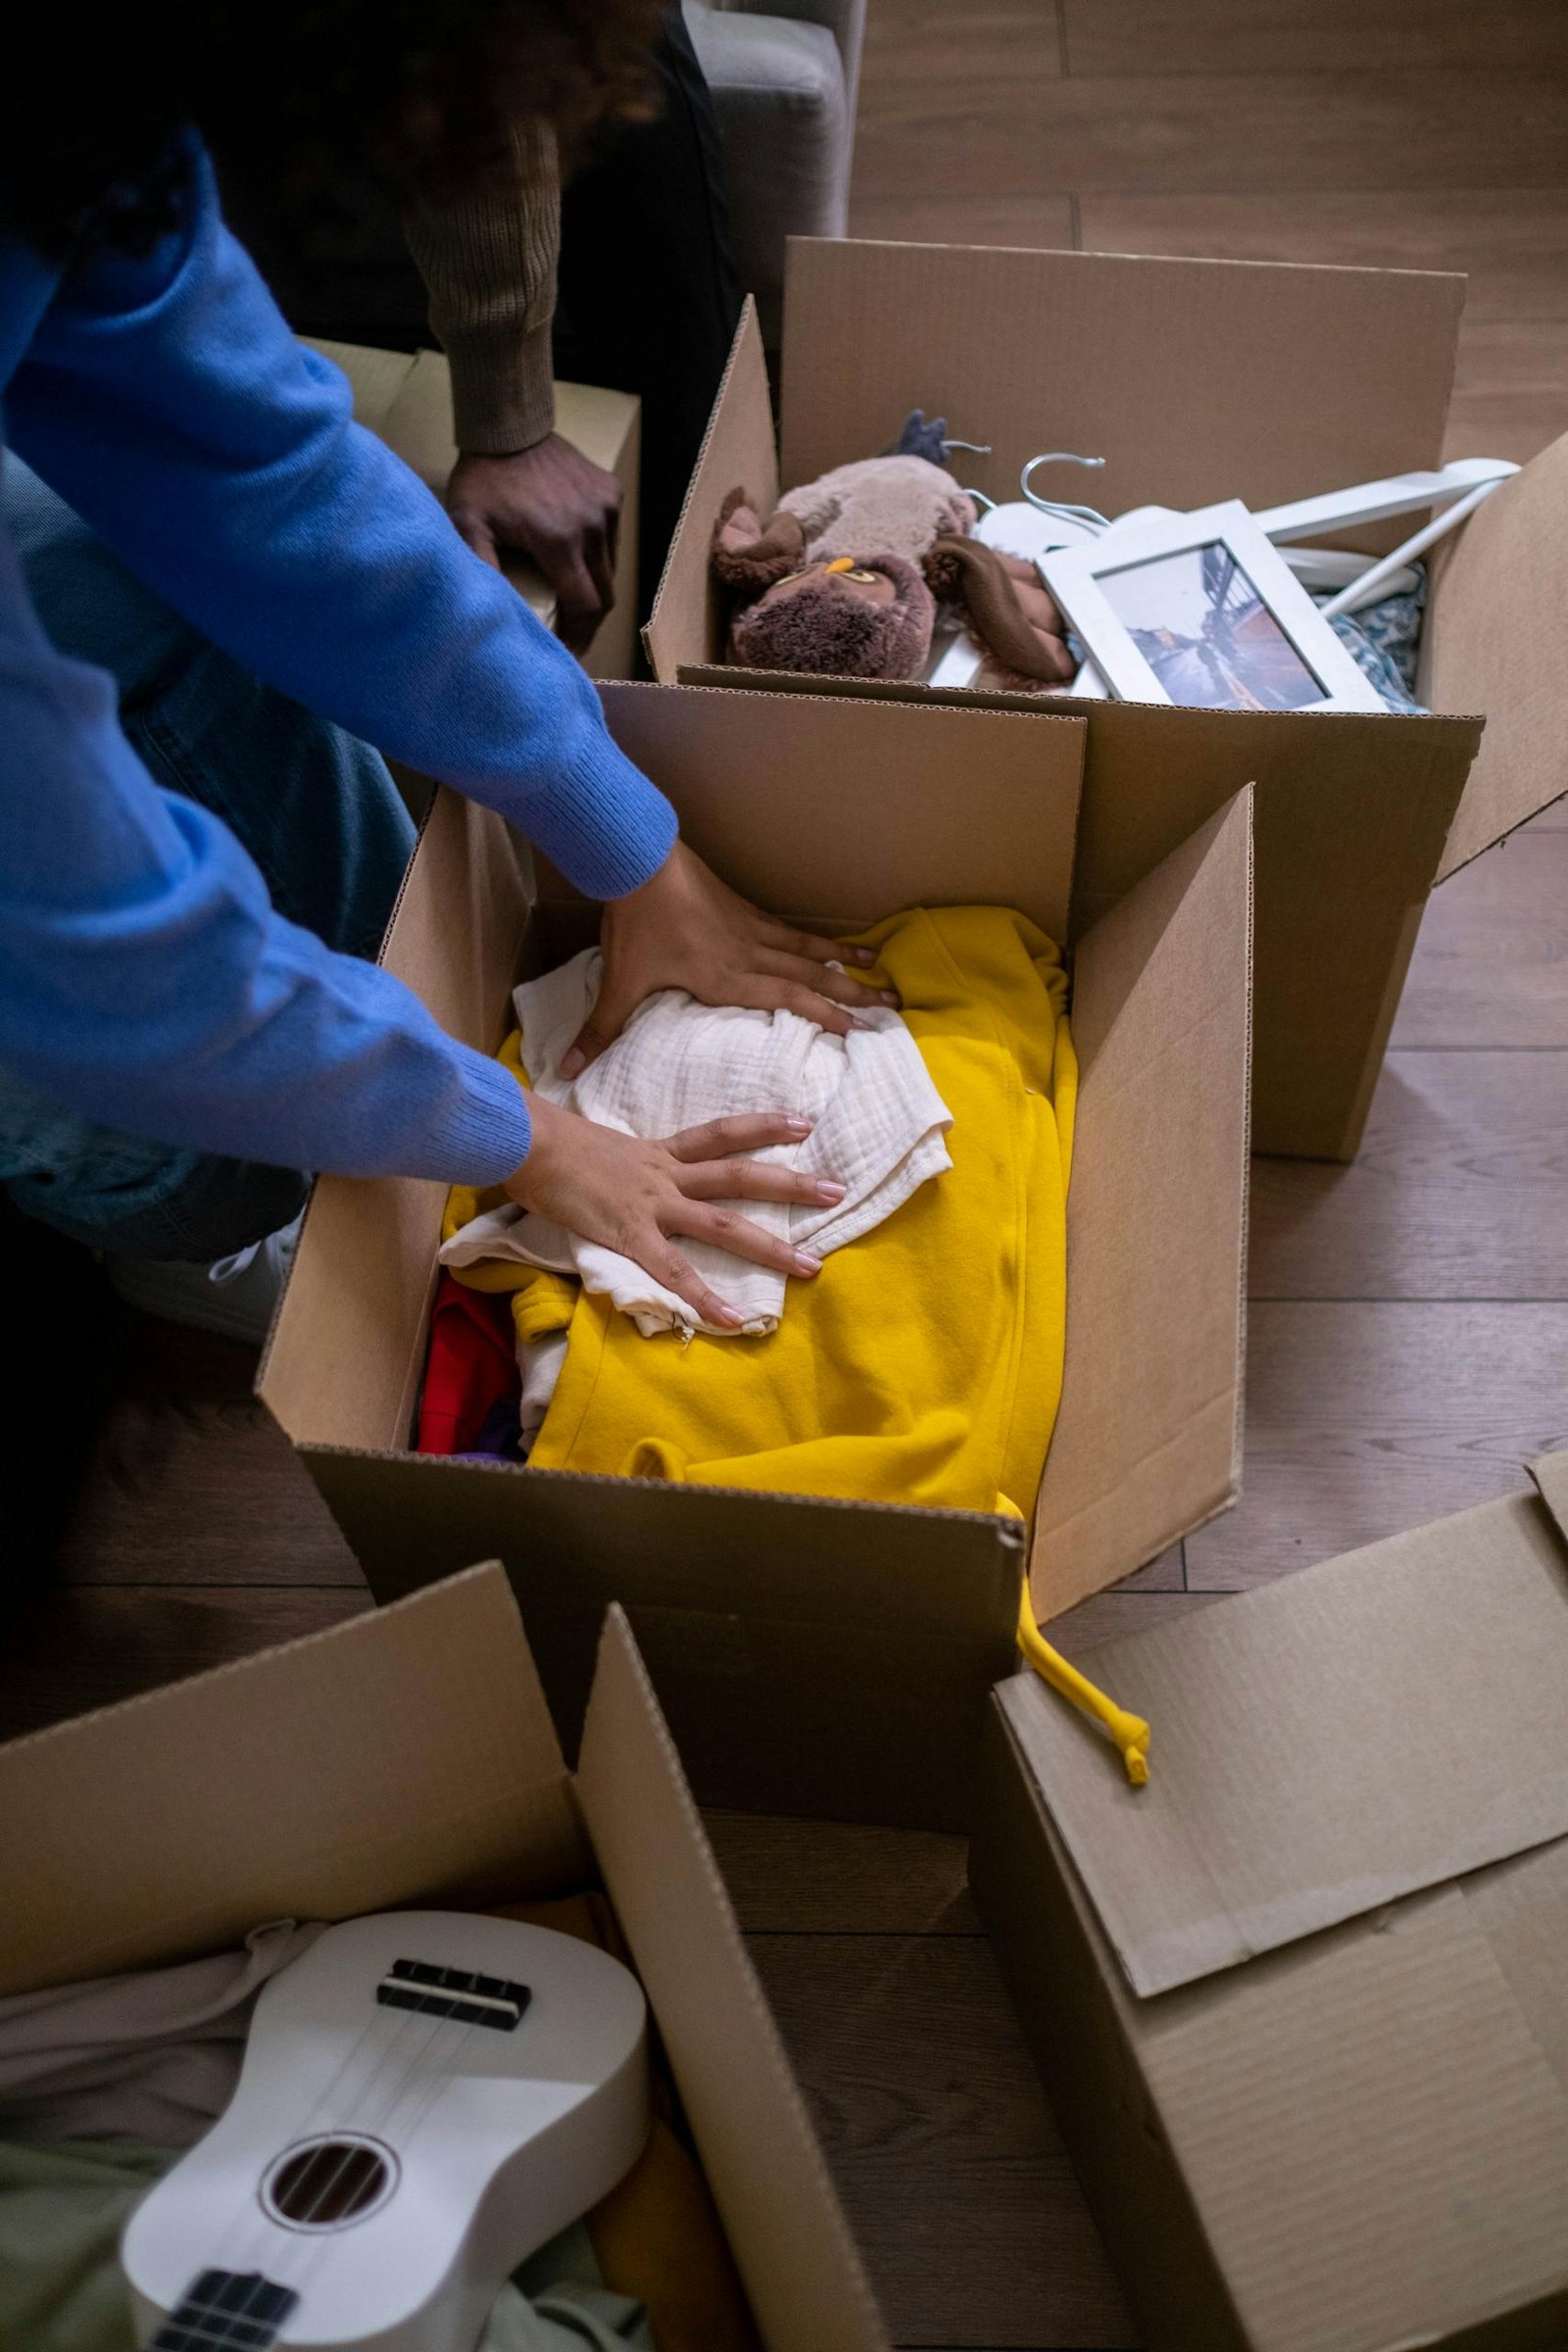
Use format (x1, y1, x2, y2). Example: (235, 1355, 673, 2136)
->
(968, 1691, 1250, 2352)
(0, 1566, 586, 1997)
(1031, 789, 1253, 1613)
(576, 1608, 891, 2352)
(644, 297, 776, 683)
(779, 236, 1462, 531)
(974, 1660, 1568, 2352)
(260, 785, 531, 1455)
(1529, 1445, 1568, 1537)
(1429, 426, 1568, 881)
(599, 680, 1086, 944)
(1004, 1486, 1568, 1999)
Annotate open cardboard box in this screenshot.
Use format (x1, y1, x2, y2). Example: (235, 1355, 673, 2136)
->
(0, 1565, 889, 2351)
(647, 239, 1568, 1160)
(969, 1450, 1568, 2352)
(259, 681, 1253, 1833)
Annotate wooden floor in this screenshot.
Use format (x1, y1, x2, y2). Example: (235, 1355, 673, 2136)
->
(7, 8, 1568, 2348)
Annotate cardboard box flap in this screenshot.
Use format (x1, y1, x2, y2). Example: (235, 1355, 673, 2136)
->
(0, 1565, 584, 1997)
(1142, 1875, 1568, 2352)
(645, 299, 776, 686)
(575, 1608, 890, 2352)
(1429, 429, 1568, 879)
(600, 682, 1084, 942)
(781, 240, 1463, 534)
(260, 787, 530, 1454)
(1531, 1443, 1568, 1538)
(1000, 1488, 1568, 1998)
(1031, 788, 1252, 1615)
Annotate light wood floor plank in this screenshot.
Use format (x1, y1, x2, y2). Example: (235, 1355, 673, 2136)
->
(862, 0, 1063, 85)
(1392, 832, 1568, 1048)
(748, 1932, 1137, 2350)
(703, 1813, 977, 1935)
(856, 73, 1568, 203)
(51, 1316, 367, 1588)
(1250, 1053, 1568, 1300)
(848, 194, 1076, 251)
(1184, 1300, 1568, 1587)
(1060, 0, 1568, 81)
(1078, 187, 1568, 318)
(1045, 1590, 1227, 1650)
(0, 1585, 370, 1743)
(1446, 317, 1568, 462)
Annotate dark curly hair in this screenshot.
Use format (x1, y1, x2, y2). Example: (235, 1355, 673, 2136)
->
(0, 0, 666, 263)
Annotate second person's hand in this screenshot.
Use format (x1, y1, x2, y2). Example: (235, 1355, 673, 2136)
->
(506, 1098, 847, 1331)
(562, 840, 899, 1078)
(447, 436, 621, 655)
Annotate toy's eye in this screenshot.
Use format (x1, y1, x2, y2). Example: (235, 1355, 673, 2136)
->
(774, 569, 807, 587)
(845, 568, 880, 583)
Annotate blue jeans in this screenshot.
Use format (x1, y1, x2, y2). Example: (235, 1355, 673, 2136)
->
(0, 463, 416, 1259)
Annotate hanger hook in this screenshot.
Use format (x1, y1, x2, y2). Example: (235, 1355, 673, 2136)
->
(1020, 452, 1110, 530)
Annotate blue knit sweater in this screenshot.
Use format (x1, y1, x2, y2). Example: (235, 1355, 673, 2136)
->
(0, 141, 677, 1185)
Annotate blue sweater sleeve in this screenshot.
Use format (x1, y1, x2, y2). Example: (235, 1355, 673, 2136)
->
(4, 139, 676, 903)
(0, 497, 532, 1184)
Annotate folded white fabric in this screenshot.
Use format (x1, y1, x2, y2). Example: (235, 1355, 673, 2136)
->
(440, 947, 953, 1339)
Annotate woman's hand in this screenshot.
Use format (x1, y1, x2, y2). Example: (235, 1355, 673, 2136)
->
(561, 840, 897, 1078)
(506, 1099, 846, 1330)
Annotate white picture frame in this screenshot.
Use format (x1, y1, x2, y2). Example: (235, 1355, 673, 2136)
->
(1038, 499, 1386, 715)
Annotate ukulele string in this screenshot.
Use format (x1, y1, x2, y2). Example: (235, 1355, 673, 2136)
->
(248, 1990, 495, 2339)
(159, 1978, 480, 2350)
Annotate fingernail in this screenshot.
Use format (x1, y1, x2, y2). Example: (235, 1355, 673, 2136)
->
(560, 1048, 585, 1079)
(851, 1016, 873, 1032)
(852, 948, 876, 965)
(711, 1301, 744, 1328)
(813, 1180, 846, 1203)
(784, 1114, 813, 1135)
(880, 990, 902, 1007)
(793, 1251, 822, 1277)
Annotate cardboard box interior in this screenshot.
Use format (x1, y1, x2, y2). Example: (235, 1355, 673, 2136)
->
(315, 336, 642, 685)
(969, 1455, 1568, 2352)
(647, 242, 1568, 1158)
(0, 1566, 890, 2352)
(259, 683, 1253, 1832)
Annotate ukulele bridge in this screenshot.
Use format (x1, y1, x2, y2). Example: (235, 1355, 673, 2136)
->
(375, 1956, 531, 2031)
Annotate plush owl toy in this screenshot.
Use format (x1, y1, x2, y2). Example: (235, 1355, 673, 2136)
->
(711, 416, 1076, 687)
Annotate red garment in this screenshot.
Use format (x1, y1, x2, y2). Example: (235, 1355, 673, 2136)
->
(416, 1272, 519, 1454)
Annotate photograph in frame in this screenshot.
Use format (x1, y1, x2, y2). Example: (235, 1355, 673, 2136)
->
(1040, 500, 1387, 716)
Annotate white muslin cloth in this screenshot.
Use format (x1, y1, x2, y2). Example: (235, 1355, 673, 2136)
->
(440, 948, 953, 1338)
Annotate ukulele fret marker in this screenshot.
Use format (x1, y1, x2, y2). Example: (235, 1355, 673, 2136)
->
(147, 2269, 297, 2351)
(376, 1957, 531, 2031)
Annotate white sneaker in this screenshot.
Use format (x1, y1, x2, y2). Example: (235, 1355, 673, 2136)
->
(105, 1212, 304, 1346)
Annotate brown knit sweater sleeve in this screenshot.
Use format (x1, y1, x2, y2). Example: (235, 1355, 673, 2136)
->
(403, 119, 560, 456)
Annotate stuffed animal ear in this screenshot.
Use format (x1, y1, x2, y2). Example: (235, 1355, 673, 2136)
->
(923, 536, 1077, 685)
(710, 486, 808, 593)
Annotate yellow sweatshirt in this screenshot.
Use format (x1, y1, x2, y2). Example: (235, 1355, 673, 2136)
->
(455, 906, 1075, 1513)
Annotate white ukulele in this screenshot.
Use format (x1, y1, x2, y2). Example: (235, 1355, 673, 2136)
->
(123, 1911, 650, 2352)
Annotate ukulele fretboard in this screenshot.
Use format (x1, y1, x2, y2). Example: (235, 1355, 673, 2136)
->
(148, 2269, 298, 2351)
(375, 1955, 532, 2030)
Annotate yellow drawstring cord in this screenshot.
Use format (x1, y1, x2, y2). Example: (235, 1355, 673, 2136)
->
(1017, 1584, 1151, 1787)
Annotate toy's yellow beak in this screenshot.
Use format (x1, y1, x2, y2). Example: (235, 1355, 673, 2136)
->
(824, 557, 855, 573)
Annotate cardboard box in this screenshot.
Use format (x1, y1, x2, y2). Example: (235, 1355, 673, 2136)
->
(0, 1566, 889, 2351)
(646, 240, 1568, 1160)
(313, 336, 642, 683)
(258, 682, 1254, 1833)
(969, 1453, 1568, 2352)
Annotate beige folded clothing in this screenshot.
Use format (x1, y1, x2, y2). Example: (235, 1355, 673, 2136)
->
(441, 947, 953, 1339)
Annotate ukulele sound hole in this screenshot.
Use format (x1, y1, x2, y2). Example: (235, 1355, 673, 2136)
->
(262, 2134, 397, 2230)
